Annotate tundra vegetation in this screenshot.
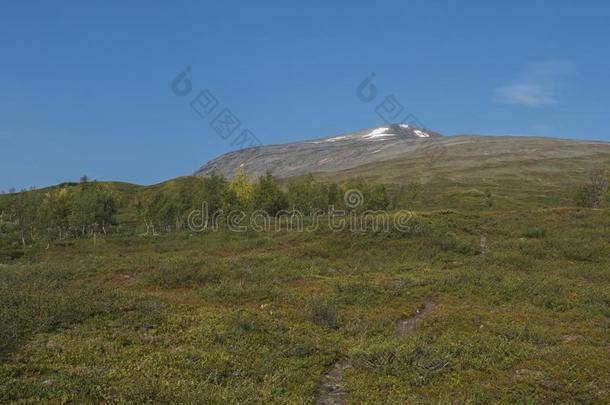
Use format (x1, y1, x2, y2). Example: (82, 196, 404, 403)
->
(0, 169, 608, 403)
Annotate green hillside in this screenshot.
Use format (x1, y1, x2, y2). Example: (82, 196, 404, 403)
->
(310, 135, 610, 210)
(1, 136, 609, 403)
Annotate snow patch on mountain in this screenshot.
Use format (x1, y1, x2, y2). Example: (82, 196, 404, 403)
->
(363, 127, 388, 138)
(310, 135, 350, 144)
(363, 127, 398, 139)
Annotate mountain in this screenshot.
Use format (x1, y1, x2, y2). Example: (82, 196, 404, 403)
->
(194, 124, 610, 210)
(194, 124, 442, 180)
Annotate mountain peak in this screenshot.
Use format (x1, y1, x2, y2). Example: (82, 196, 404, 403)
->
(361, 124, 441, 140)
(195, 125, 443, 180)
(308, 124, 441, 144)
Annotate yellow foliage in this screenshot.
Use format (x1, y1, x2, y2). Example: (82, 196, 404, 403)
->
(229, 168, 253, 204)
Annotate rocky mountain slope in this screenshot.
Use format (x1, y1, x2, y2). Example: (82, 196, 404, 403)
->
(194, 124, 442, 180)
(193, 124, 610, 209)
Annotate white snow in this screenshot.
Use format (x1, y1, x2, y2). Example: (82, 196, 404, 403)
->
(310, 135, 349, 144)
(363, 127, 396, 139)
(413, 129, 430, 138)
(364, 133, 397, 139)
(400, 124, 411, 129)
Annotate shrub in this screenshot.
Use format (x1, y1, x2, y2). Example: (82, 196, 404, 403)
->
(522, 228, 546, 239)
(252, 172, 288, 215)
(436, 232, 479, 255)
(554, 239, 604, 262)
(309, 298, 339, 329)
(146, 266, 220, 288)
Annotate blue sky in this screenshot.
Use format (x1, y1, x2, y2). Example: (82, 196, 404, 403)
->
(1, 1, 610, 191)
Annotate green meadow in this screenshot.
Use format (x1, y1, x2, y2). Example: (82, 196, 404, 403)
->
(1, 204, 608, 403)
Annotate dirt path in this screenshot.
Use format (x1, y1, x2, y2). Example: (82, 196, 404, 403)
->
(479, 234, 489, 254)
(315, 298, 436, 404)
(396, 298, 436, 337)
(315, 358, 352, 405)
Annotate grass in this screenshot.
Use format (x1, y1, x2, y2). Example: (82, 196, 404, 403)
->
(310, 135, 610, 211)
(0, 207, 608, 403)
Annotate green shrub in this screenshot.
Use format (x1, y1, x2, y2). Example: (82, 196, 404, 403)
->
(146, 266, 220, 288)
(552, 239, 604, 262)
(436, 232, 479, 255)
(145, 256, 221, 288)
(201, 280, 281, 302)
(0, 263, 143, 357)
(522, 227, 546, 239)
(309, 298, 339, 329)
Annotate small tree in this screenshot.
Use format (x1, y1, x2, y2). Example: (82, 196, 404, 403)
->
(80, 175, 89, 191)
(252, 171, 287, 215)
(589, 168, 607, 208)
(484, 189, 494, 208)
(68, 185, 117, 237)
(391, 182, 421, 209)
(202, 172, 230, 214)
(575, 167, 608, 208)
(340, 178, 389, 212)
(229, 168, 253, 209)
(42, 187, 71, 238)
(13, 190, 44, 247)
(94, 189, 117, 234)
(287, 175, 329, 215)
(326, 183, 340, 207)
(143, 192, 180, 234)
(367, 183, 390, 211)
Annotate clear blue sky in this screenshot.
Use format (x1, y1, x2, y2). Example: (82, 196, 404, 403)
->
(2, 1, 609, 191)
